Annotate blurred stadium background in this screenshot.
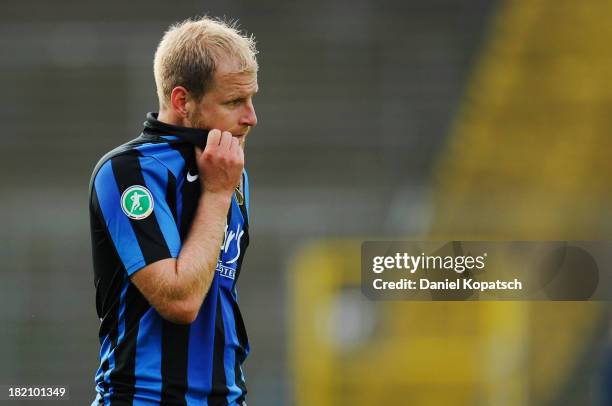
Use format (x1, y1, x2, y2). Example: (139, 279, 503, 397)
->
(1, 0, 612, 404)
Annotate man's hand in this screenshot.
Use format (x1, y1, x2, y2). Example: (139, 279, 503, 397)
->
(196, 129, 244, 195)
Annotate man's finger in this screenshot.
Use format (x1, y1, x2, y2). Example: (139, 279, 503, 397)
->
(194, 146, 203, 160)
(219, 131, 233, 149)
(207, 129, 221, 146)
(230, 136, 239, 151)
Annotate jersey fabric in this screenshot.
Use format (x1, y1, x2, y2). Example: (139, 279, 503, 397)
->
(89, 113, 250, 406)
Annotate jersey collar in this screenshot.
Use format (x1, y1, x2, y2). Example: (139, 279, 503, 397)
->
(143, 112, 209, 148)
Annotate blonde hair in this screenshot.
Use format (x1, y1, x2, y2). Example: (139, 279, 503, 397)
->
(153, 16, 258, 109)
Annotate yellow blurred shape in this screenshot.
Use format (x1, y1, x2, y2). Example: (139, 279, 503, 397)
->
(290, 241, 528, 405)
(291, 0, 612, 404)
(431, 0, 611, 403)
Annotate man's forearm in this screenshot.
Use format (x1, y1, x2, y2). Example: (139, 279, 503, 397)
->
(171, 191, 232, 304)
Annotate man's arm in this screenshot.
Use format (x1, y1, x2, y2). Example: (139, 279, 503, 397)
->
(131, 130, 243, 324)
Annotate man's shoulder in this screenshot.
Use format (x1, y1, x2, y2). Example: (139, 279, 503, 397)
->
(89, 136, 144, 191)
(89, 134, 193, 199)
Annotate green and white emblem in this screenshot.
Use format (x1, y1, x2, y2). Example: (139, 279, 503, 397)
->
(121, 185, 154, 220)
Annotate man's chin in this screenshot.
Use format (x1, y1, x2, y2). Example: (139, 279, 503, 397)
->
(235, 131, 248, 149)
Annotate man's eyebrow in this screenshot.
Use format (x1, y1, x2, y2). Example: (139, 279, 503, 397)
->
(225, 87, 258, 99)
(224, 94, 247, 101)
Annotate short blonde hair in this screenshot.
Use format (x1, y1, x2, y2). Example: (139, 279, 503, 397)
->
(153, 16, 258, 109)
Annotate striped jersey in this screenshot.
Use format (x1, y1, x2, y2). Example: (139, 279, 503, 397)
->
(89, 113, 250, 406)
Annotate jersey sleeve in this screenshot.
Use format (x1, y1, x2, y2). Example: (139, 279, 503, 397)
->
(91, 152, 182, 276)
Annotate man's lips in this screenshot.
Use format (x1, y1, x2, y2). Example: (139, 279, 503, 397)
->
(233, 130, 249, 139)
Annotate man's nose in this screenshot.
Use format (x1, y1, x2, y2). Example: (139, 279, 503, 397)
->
(240, 100, 257, 127)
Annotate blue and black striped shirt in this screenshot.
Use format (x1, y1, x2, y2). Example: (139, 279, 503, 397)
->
(89, 113, 250, 405)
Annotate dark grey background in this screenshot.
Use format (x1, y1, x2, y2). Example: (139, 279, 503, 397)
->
(0, 1, 495, 404)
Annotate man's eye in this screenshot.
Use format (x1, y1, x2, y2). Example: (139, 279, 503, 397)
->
(227, 99, 243, 105)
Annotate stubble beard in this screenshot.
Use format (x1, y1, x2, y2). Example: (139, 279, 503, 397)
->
(189, 111, 247, 151)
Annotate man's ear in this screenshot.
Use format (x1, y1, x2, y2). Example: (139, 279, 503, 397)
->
(170, 86, 191, 118)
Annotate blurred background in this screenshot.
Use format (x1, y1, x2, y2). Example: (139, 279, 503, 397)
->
(1, 0, 612, 404)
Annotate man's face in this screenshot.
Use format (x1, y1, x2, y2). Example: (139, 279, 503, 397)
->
(186, 59, 258, 149)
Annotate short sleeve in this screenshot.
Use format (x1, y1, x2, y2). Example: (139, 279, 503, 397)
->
(92, 152, 181, 276)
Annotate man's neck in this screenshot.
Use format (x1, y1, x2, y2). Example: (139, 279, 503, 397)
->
(157, 109, 185, 127)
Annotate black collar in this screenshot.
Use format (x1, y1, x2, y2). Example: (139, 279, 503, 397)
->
(143, 112, 209, 148)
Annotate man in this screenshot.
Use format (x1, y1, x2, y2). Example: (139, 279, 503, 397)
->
(88, 16, 258, 405)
